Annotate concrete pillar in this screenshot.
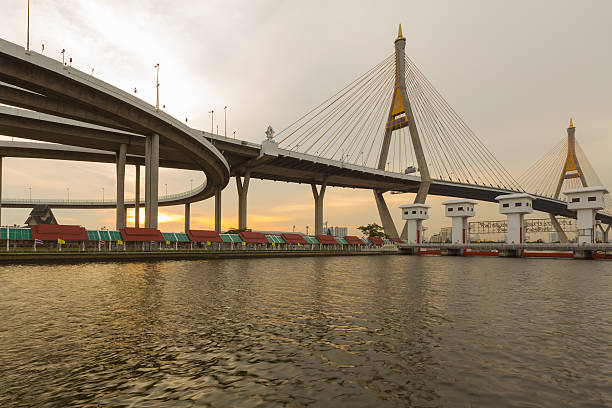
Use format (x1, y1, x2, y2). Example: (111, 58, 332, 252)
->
(399, 203, 430, 244)
(443, 199, 477, 244)
(236, 171, 250, 230)
(312, 180, 327, 235)
(496, 193, 534, 244)
(214, 186, 222, 233)
(115, 143, 127, 229)
(563, 187, 608, 244)
(134, 165, 140, 228)
(145, 133, 159, 229)
(374, 191, 399, 238)
(184, 203, 190, 233)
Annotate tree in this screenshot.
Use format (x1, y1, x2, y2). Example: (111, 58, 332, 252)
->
(357, 223, 387, 238)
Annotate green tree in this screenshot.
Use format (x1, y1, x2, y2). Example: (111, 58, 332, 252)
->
(357, 223, 387, 238)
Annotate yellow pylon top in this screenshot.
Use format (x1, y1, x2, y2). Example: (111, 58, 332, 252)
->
(397, 24, 404, 40)
(569, 117, 574, 128)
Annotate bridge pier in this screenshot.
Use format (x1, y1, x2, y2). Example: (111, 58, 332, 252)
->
(134, 165, 140, 228)
(115, 143, 127, 230)
(236, 171, 250, 230)
(312, 180, 327, 235)
(215, 186, 222, 233)
(374, 191, 398, 238)
(144, 133, 159, 229)
(184, 203, 190, 233)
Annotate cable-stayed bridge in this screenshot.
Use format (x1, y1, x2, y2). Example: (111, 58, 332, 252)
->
(0, 28, 610, 236)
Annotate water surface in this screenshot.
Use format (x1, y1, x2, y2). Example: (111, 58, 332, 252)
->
(1, 256, 610, 407)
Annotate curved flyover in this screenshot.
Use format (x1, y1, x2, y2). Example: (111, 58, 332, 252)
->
(0, 38, 230, 221)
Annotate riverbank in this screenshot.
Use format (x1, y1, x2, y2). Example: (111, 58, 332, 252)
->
(0, 249, 398, 265)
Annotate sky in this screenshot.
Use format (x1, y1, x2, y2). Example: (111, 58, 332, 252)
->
(0, 0, 611, 236)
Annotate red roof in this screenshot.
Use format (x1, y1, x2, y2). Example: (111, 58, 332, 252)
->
(389, 237, 402, 244)
(369, 236, 385, 245)
(30, 224, 87, 241)
(315, 234, 337, 245)
(239, 231, 268, 244)
(344, 235, 362, 245)
(120, 227, 163, 242)
(281, 233, 307, 244)
(188, 230, 222, 242)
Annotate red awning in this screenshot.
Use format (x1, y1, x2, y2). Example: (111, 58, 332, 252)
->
(120, 228, 164, 242)
(369, 236, 385, 245)
(188, 230, 222, 242)
(389, 237, 402, 244)
(344, 235, 362, 245)
(281, 233, 307, 244)
(30, 224, 87, 241)
(315, 234, 337, 245)
(239, 231, 268, 244)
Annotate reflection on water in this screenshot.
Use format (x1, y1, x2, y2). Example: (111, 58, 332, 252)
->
(1, 257, 611, 407)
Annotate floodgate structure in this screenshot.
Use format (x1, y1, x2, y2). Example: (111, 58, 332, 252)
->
(0, 26, 610, 261)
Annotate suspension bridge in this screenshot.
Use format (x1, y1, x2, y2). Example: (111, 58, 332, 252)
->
(0, 26, 609, 238)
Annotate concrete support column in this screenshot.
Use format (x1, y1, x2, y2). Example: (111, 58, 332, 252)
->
(184, 203, 190, 233)
(373, 190, 399, 238)
(115, 143, 127, 230)
(311, 180, 327, 235)
(145, 133, 159, 229)
(214, 186, 222, 233)
(236, 171, 250, 230)
(134, 165, 140, 228)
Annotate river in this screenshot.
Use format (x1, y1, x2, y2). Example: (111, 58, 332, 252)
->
(1, 256, 610, 407)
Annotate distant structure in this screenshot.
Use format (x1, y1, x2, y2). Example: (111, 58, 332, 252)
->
(326, 226, 348, 237)
(25, 205, 58, 226)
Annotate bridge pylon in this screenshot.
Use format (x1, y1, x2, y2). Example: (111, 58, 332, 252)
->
(375, 25, 431, 238)
(549, 119, 587, 242)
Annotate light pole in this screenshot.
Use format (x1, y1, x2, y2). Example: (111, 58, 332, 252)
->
(26, 0, 30, 52)
(102, 187, 104, 202)
(208, 110, 214, 134)
(154, 63, 160, 110)
(165, 183, 167, 198)
(61, 49, 65, 65)
(224, 106, 228, 137)
(67, 187, 70, 202)
(233, 130, 236, 139)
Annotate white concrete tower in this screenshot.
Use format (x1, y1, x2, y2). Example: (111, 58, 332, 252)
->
(400, 203, 430, 244)
(495, 193, 534, 244)
(442, 199, 477, 244)
(562, 186, 609, 244)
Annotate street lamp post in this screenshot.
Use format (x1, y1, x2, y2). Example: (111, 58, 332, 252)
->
(165, 183, 168, 198)
(224, 106, 228, 137)
(26, 0, 30, 52)
(61, 49, 65, 65)
(233, 130, 236, 139)
(208, 110, 214, 134)
(154, 63, 160, 110)
(67, 187, 70, 202)
(102, 187, 104, 202)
